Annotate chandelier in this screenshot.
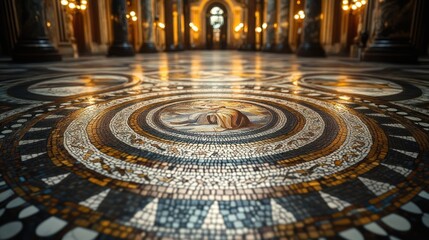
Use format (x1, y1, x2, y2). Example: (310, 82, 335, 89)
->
(342, 0, 367, 11)
(60, 0, 88, 10)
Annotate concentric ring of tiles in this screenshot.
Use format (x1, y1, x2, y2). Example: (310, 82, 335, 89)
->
(1, 54, 429, 239)
(53, 88, 377, 193)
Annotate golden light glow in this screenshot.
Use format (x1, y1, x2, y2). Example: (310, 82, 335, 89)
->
(131, 16, 137, 22)
(255, 27, 262, 33)
(294, 10, 305, 20)
(262, 23, 267, 29)
(46, 21, 51, 27)
(234, 23, 244, 32)
(189, 22, 199, 32)
(339, 95, 351, 101)
(342, 0, 366, 11)
(158, 22, 165, 29)
(130, 11, 136, 17)
(61, 0, 87, 11)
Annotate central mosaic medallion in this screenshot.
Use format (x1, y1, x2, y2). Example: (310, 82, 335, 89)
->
(158, 100, 272, 133)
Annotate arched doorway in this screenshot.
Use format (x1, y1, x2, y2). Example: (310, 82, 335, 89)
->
(206, 4, 227, 49)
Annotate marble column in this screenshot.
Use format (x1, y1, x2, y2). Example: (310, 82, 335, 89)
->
(12, 0, 62, 62)
(164, 0, 175, 51)
(276, 0, 292, 53)
(363, 0, 417, 63)
(262, 0, 276, 52)
(296, 0, 325, 57)
(108, 0, 135, 57)
(140, 0, 158, 53)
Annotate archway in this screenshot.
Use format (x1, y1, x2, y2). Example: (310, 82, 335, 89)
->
(206, 3, 228, 49)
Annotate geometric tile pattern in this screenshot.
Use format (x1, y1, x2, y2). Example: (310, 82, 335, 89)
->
(1, 52, 429, 239)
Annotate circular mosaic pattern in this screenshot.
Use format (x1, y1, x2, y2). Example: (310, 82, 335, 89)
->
(53, 88, 376, 192)
(27, 75, 130, 97)
(6, 73, 139, 101)
(1, 54, 429, 240)
(299, 74, 403, 96)
(296, 73, 423, 101)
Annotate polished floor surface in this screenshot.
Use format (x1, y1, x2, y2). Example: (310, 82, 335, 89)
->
(0, 51, 429, 239)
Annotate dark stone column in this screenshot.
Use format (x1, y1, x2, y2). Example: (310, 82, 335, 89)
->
(358, 0, 374, 51)
(363, 0, 417, 63)
(140, 0, 158, 53)
(183, 0, 191, 49)
(276, 0, 292, 53)
(176, 0, 184, 50)
(0, 0, 20, 56)
(240, 0, 256, 51)
(410, 0, 428, 56)
(12, 0, 61, 62)
(108, 0, 135, 57)
(164, 0, 176, 51)
(257, 0, 264, 50)
(296, 0, 325, 57)
(262, 0, 276, 52)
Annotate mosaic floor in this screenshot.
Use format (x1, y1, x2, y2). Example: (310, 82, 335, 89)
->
(0, 51, 429, 239)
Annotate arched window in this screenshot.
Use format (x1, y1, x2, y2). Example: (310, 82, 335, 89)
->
(209, 6, 224, 29)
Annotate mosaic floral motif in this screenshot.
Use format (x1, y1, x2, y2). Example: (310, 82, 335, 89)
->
(0, 52, 429, 239)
